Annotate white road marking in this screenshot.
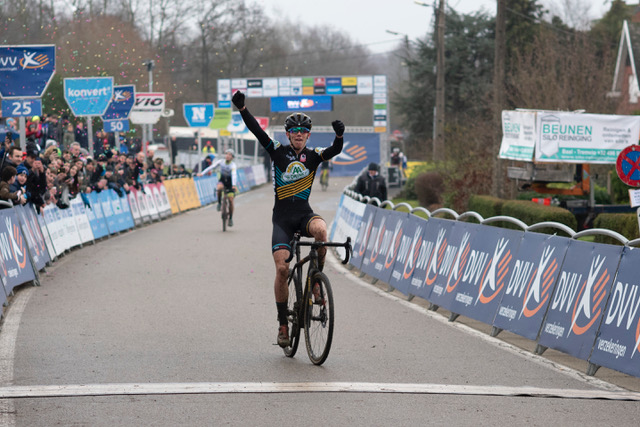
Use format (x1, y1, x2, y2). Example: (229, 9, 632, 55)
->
(326, 253, 628, 393)
(0, 287, 35, 426)
(0, 381, 638, 400)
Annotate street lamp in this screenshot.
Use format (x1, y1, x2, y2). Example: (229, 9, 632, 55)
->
(142, 59, 155, 157)
(415, 0, 445, 162)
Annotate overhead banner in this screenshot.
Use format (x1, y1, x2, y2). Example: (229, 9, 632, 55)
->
(499, 110, 536, 161)
(129, 92, 165, 124)
(270, 96, 333, 112)
(535, 112, 640, 164)
(0, 44, 56, 98)
(537, 240, 623, 361)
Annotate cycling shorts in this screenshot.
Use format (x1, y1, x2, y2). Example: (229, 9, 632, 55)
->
(271, 208, 322, 253)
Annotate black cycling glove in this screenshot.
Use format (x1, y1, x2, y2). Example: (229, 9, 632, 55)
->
(331, 120, 345, 137)
(232, 91, 245, 109)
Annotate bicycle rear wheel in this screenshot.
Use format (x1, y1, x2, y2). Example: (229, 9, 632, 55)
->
(283, 268, 301, 357)
(304, 271, 334, 365)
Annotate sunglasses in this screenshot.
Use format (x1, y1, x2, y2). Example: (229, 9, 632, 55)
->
(288, 127, 310, 134)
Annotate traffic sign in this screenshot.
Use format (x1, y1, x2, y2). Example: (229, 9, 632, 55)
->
(2, 99, 42, 117)
(129, 93, 165, 124)
(616, 145, 640, 187)
(103, 119, 130, 133)
(183, 103, 215, 127)
(0, 45, 56, 98)
(64, 77, 114, 116)
(102, 85, 135, 120)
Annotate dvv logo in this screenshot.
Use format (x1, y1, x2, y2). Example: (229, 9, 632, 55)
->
(519, 246, 559, 318)
(20, 51, 50, 69)
(569, 255, 610, 336)
(477, 238, 513, 304)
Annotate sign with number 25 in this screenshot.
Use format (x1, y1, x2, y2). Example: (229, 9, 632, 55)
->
(1, 99, 42, 117)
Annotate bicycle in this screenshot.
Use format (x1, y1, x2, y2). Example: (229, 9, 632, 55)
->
(283, 232, 352, 365)
(220, 189, 232, 231)
(319, 168, 329, 191)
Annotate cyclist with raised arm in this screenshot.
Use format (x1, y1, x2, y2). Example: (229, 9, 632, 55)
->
(200, 148, 238, 226)
(232, 90, 345, 348)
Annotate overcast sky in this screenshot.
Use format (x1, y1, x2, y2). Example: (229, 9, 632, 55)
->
(256, 0, 612, 53)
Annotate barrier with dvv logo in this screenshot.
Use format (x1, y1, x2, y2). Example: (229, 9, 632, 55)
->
(331, 192, 640, 379)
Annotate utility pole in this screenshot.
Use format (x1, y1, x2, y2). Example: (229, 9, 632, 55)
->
(434, 0, 445, 162)
(492, 0, 506, 197)
(144, 59, 155, 159)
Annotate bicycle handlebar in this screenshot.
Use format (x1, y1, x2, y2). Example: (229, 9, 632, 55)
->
(285, 236, 352, 265)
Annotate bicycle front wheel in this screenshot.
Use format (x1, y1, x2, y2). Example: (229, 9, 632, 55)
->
(221, 196, 227, 232)
(304, 271, 334, 365)
(283, 268, 302, 358)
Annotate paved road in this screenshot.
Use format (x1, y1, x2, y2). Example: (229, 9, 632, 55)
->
(1, 176, 639, 426)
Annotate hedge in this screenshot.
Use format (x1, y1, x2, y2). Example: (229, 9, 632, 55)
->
(593, 213, 639, 245)
(467, 195, 576, 235)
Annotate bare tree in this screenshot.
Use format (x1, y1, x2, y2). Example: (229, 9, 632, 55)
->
(508, 29, 616, 113)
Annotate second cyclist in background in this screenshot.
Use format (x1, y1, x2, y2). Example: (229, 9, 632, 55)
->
(319, 159, 332, 191)
(200, 148, 238, 226)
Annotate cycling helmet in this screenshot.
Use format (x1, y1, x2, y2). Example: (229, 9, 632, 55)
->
(225, 148, 235, 157)
(284, 113, 312, 131)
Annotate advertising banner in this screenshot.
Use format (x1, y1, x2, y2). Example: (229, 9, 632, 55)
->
(129, 93, 165, 124)
(589, 246, 640, 377)
(387, 214, 430, 297)
(360, 209, 411, 284)
(349, 204, 378, 271)
(102, 84, 135, 120)
(85, 192, 109, 239)
(538, 240, 623, 360)
(0, 44, 56, 98)
(404, 217, 456, 301)
(444, 225, 523, 324)
(535, 112, 640, 164)
(209, 108, 232, 130)
(133, 187, 152, 223)
(14, 204, 50, 271)
(64, 77, 113, 117)
(36, 211, 56, 260)
(106, 190, 130, 232)
(493, 232, 570, 340)
(331, 194, 365, 260)
(117, 191, 135, 229)
(42, 205, 66, 255)
(60, 206, 82, 249)
(183, 103, 215, 128)
(0, 208, 36, 294)
(270, 96, 333, 112)
(97, 190, 117, 234)
(69, 197, 95, 244)
(499, 110, 536, 161)
(127, 189, 143, 226)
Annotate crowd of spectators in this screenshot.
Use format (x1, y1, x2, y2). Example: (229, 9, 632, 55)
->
(0, 115, 191, 212)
